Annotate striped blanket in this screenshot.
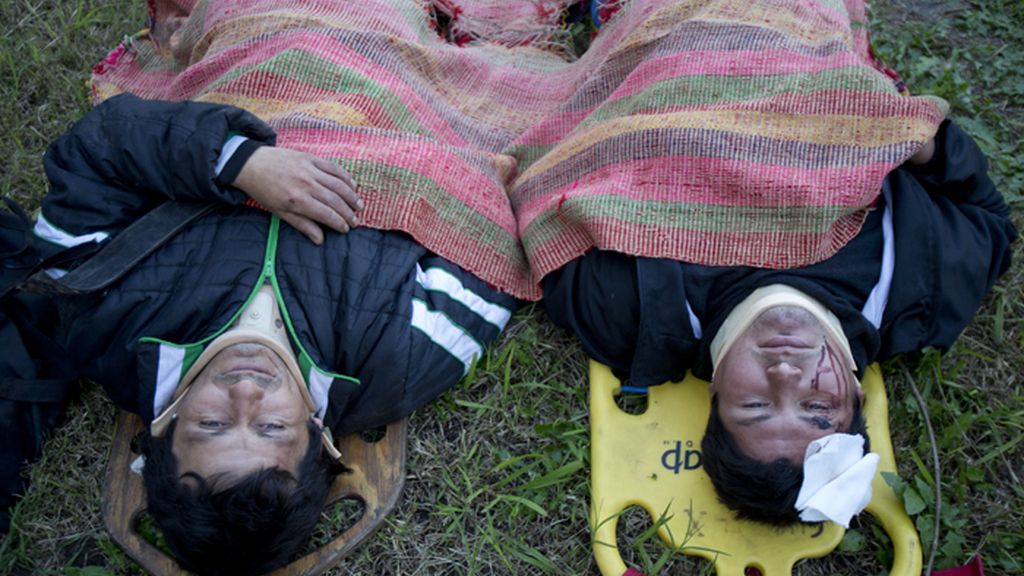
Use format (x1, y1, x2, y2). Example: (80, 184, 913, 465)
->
(92, 0, 946, 299)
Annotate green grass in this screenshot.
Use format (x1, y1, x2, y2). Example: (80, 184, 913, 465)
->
(1, 0, 1022, 574)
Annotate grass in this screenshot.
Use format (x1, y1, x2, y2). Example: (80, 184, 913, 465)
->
(1, 0, 1022, 574)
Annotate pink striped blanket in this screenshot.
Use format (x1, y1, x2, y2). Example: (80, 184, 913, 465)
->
(92, 0, 947, 299)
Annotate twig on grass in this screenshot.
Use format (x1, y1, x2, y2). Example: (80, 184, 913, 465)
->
(900, 362, 941, 576)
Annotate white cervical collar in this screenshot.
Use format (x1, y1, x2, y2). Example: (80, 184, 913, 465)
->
(150, 285, 313, 437)
(709, 284, 858, 376)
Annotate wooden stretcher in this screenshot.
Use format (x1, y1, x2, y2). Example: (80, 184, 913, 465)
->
(589, 361, 922, 576)
(102, 411, 408, 575)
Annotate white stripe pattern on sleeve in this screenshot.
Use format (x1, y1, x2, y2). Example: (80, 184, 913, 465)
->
(410, 298, 483, 374)
(861, 184, 895, 329)
(307, 369, 332, 420)
(685, 299, 703, 339)
(153, 344, 187, 417)
(214, 134, 249, 175)
(415, 264, 512, 330)
(33, 212, 109, 247)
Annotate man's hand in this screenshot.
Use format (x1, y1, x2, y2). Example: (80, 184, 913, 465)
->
(907, 138, 936, 166)
(232, 147, 363, 244)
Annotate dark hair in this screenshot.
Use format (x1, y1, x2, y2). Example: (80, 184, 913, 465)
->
(700, 394, 869, 526)
(141, 419, 347, 576)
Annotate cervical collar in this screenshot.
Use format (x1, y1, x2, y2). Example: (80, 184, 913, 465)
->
(709, 284, 858, 377)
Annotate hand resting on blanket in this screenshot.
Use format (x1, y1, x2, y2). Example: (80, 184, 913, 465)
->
(907, 138, 936, 166)
(233, 147, 363, 245)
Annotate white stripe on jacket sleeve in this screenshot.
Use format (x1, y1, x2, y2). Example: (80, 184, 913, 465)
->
(409, 298, 483, 374)
(33, 212, 109, 247)
(415, 264, 511, 330)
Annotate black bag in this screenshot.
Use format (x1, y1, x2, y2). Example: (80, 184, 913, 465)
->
(0, 198, 80, 535)
(0, 197, 212, 534)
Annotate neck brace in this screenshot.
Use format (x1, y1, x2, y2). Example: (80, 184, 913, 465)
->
(709, 284, 857, 378)
(150, 285, 313, 437)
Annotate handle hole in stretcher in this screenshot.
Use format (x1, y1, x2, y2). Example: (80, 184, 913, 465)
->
(613, 386, 649, 416)
(302, 496, 366, 552)
(788, 517, 888, 575)
(133, 510, 174, 556)
(744, 564, 764, 576)
(358, 425, 387, 443)
(130, 431, 145, 455)
(609, 506, 708, 574)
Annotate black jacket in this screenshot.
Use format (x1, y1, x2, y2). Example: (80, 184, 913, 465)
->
(33, 94, 515, 435)
(544, 120, 1018, 385)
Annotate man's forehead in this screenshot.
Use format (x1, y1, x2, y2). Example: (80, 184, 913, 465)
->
(172, 428, 307, 479)
(178, 446, 299, 480)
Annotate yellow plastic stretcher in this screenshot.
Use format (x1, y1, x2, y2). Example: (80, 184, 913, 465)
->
(589, 361, 922, 576)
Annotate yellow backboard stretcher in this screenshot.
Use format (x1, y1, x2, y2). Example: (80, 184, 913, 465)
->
(589, 361, 921, 576)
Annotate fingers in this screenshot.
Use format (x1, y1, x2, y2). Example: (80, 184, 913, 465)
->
(311, 176, 361, 228)
(313, 156, 359, 197)
(312, 159, 363, 215)
(274, 154, 361, 238)
(300, 194, 353, 236)
(908, 138, 936, 166)
(235, 147, 366, 243)
(304, 159, 361, 235)
(282, 213, 324, 245)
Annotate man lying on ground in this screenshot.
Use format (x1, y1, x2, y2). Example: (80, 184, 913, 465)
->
(1, 93, 514, 575)
(544, 119, 1016, 526)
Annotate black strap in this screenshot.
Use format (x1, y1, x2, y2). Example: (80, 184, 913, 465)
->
(0, 197, 32, 260)
(23, 201, 215, 295)
(1, 198, 95, 303)
(0, 379, 75, 403)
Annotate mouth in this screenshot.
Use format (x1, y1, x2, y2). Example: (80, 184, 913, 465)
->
(223, 350, 279, 376)
(225, 365, 275, 377)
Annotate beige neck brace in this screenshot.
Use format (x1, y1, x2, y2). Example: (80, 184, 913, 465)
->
(709, 284, 858, 377)
(150, 285, 313, 437)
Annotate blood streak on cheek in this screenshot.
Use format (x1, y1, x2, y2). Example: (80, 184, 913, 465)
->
(811, 344, 835, 391)
(822, 341, 850, 401)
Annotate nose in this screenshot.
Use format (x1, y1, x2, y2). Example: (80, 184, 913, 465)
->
(766, 361, 802, 386)
(227, 376, 266, 404)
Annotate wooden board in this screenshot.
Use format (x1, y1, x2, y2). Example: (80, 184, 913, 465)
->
(101, 411, 408, 575)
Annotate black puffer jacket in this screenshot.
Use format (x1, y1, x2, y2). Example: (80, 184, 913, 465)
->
(36, 93, 515, 435)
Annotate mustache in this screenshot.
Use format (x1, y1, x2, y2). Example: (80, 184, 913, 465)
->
(751, 304, 822, 329)
(212, 371, 281, 389)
